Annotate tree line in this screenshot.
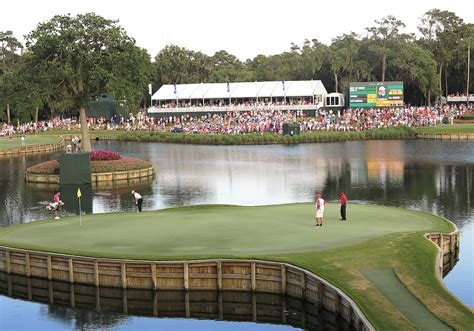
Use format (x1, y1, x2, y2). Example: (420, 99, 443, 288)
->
(1, 9, 473, 126)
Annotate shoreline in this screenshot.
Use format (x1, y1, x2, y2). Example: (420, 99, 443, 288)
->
(51, 124, 474, 145)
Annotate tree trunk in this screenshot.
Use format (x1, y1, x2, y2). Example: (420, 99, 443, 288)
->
(35, 108, 39, 123)
(381, 53, 387, 83)
(7, 104, 10, 124)
(79, 107, 91, 152)
(445, 71, 448, 99)
(438, 63, 443, 97)
(334, 72, 339, 93)
(427, 89, 431, 107)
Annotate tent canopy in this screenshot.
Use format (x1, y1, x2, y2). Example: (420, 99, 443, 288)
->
(152, 80, 327, 101)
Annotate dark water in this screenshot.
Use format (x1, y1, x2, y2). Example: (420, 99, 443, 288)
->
(0, 140, 472, 329)
(0, 272, 351, 331)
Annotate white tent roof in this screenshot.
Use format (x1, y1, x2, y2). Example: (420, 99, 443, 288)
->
(152, 80, 327, 101)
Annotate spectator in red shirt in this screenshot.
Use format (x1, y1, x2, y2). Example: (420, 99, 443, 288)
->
(340, 192, 347, 221)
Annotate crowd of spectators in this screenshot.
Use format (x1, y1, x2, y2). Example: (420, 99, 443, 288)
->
(147, 104, 468, 135)
(0, 104, 469, 138)
(151, 98, 317, 109)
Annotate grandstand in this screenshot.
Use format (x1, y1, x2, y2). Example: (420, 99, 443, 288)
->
(149, 80, 327, 115)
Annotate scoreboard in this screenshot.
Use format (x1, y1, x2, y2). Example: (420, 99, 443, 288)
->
(349, 81, 404, 107)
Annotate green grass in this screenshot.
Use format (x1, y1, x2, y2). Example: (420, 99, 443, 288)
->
(362, 269, 450, 330)
(39, 126, 417, 145)
(0, 203, 438, 258)
(416, 123, 474, 134)
(0, 135, 61, 149)
(0, 203, 472, 330)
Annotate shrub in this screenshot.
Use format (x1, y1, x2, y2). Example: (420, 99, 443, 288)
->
(90, 150, 121, 161)
(26, 160, 60, 174)
(26, 157, 152, 175)
(91, 157, 152, 173)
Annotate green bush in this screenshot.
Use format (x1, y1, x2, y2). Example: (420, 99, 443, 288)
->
(94, 126, 418, 145)
(26, 157, 152, 175)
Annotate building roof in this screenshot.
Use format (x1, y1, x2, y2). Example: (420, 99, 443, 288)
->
(152, 80, 327, 101)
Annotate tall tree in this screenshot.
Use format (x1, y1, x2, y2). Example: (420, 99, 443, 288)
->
(209, 50, 253, 82)
(366, 16, 409, 82)
(0, 31, 23, 123)
(418, 9, 464, 96)
(392, 41, 439, 105)
(329, 33, 371, 93)
(153, 45, 210, 87)
(25, 13, 151, 151)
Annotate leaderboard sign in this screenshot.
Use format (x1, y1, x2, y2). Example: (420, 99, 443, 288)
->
(349, 81, 404, 107)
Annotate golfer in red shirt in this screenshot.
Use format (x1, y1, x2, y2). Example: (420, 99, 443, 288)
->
(340, 192, 347, 221)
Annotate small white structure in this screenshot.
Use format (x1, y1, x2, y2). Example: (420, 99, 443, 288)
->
(324, 93, 345, 108)
(151, 80, 328, 110)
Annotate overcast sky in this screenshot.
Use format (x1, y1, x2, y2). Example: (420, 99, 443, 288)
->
(1, 0, 473, 61)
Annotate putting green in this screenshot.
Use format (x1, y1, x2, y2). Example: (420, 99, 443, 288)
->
(0, 135, 60, 149)
(0, 203, 441, 259)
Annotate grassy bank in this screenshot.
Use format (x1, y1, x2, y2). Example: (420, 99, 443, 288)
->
(0, 203, 471, 330)
(44, 126, 417, 145)
(415, 123, 474, 134)
(0, 135, 61, 149)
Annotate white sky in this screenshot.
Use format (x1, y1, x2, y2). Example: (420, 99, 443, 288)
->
(1, 0, 473, 61)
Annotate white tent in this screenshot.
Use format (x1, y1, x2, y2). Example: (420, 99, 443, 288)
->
(152, 80, 327, 102)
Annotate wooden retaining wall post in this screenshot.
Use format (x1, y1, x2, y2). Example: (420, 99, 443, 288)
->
(7, 276, 12, 297)
(251, 262, 256, 291)
(217, 261, 222, 290)
(70, 284, 75, 308)
(347, 305, 353, 325)
(94, 261, 99, 287)
(68, 258, 74, 283)
(95, 287, 101, 312)
(48, 281, 54, 304)
(281, 296, 287, 324)
(5, 250, 11, 274)
(27, 278, 32, 301)
(153, 291, 158, 316)
(121, 263, 127, 289)
(301, 273, 306, 299)
(47, 256, 52, 280)
(218, 291, 223, 320)
(335, 293, 342, 317)
(185, 292, 190, 318)
(184, 263, 189, 290)
(317, 281, 324, 306)
(151, 263, 157, 290)
(252, 292, 257, 322)
(281, 265, 286, 294)
(123, 290, 128, 314)
(25, 252, 31, 277)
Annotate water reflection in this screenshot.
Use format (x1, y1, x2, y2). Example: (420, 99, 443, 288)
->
(0, 272, 353, 331)
(0, 140, 472, 306)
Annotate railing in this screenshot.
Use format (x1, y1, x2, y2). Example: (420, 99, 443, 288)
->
(148, 104, 322, 114)
(417, 133, 474, 140)
(446, 95, 474, 102)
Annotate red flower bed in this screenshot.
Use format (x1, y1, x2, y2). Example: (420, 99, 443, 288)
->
(26, 160, 60, 174)
(26, 157, 152, 175)
(91, 157, 152, 173)
(90, 150, 121, 161)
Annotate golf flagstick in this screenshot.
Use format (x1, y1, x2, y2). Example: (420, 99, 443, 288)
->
(77, 187, 82, 226)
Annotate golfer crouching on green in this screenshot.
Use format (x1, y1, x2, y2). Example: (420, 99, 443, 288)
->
(131, 190, 143, 212)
